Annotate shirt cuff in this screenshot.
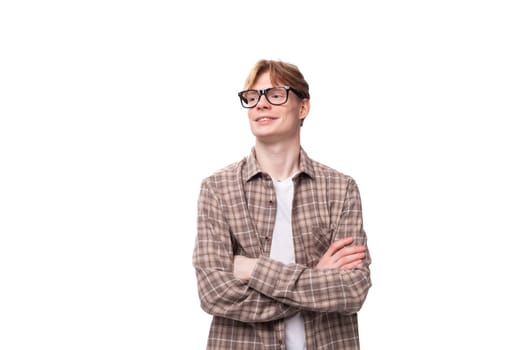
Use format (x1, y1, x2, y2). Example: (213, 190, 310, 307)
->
(247, 256, 284, 295)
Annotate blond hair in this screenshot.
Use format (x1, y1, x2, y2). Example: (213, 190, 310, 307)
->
(243, 59, 310, 100)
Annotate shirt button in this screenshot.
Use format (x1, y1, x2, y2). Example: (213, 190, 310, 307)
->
(268, 200, 273, 205)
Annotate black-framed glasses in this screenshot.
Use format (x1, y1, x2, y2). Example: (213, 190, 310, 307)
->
(237, 86, 299, 108)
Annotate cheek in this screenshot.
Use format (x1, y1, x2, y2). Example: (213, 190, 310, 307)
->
(285, 111, 301, 123)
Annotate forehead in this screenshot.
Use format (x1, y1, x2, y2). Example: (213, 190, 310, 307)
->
(251, 72, 280, 90)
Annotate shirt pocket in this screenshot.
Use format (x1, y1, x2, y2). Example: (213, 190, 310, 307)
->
(304, 224, 334, 267)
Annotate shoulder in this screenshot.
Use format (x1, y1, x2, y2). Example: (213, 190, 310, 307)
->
(300, 148, 356, 186)
(309, 158, 356, 186)
(306, 158, 363, 210)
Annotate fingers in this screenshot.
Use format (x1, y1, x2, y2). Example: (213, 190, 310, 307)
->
(233, 255, 257, 280)
(315, 237, 367, 270)
(326, 237, 354, 257)
(333, 251, 366, 269)
(327, 238, 366, 270)
(332, 244, 366, 262)
(341, 260, 363, 270)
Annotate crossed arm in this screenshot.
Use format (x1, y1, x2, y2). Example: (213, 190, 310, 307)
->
(193, 180, 371, 323)
(234, 236, 366, 279)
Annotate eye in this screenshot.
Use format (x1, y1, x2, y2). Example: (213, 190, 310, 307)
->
(243, 91, 259, 102)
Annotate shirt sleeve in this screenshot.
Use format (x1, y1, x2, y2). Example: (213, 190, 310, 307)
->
(192, 180, 300, 323)
(247, 179, 372, 316)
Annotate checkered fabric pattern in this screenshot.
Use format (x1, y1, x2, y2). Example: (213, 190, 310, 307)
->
(193, 148, 371, 349)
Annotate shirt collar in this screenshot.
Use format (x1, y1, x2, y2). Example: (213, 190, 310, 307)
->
(243, 147, 315, 182)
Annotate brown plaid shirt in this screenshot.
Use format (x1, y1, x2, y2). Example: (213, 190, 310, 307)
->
(193, 148, 372, 349)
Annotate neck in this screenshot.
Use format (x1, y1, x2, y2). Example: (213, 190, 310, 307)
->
(254, 139, 301, 181)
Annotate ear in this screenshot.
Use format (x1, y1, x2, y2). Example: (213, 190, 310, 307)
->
(299, 99, 310, 120)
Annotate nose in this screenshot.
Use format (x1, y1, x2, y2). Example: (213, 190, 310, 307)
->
(256, 93, 271, 109)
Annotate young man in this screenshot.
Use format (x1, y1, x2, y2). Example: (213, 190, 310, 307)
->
(193, 60, 371, 349)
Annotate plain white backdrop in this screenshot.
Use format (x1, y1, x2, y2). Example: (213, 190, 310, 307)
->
(1, 1, 524, 349)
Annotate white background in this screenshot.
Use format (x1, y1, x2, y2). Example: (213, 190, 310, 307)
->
(1, 1, 524, 349)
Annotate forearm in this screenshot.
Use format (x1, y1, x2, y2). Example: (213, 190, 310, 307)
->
(234, 179, 371, 315)
(194, 182, 301, 323)
(194, 265, 300, 322)
(247, 256, 371, 315)
(193, 230, 301, 322)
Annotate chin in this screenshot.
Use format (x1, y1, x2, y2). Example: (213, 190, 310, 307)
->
(250, 126, 273, 137)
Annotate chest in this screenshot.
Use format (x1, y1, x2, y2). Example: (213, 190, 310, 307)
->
(225, 177, 341, 266)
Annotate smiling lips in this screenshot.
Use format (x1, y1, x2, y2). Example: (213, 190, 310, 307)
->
(255, 116, 278, 123)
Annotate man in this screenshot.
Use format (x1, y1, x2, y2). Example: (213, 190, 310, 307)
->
(193, 59, 371, 349)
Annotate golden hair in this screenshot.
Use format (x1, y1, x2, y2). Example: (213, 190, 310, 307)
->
(243, 59, 310, 100)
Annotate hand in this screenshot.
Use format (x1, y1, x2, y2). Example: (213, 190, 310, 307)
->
(315, 237, 366, 270)
(233, 256, 258, 281)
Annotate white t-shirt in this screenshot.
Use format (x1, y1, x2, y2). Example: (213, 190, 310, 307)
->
(270, 177, 306, 350)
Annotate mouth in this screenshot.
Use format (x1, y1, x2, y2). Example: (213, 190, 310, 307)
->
(255, 116, 278, 122)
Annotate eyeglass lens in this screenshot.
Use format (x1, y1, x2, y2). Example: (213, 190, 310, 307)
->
(240, 87, 288, 108)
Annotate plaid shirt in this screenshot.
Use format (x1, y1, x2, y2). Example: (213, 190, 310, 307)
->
(193, 148, 372, 349)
